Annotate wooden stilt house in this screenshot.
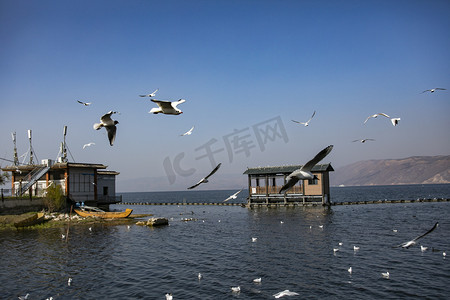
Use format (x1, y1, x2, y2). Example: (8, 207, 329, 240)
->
(243, 164, 333, 207)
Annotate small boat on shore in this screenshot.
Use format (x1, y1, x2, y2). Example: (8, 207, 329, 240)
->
(14, 212, 45, 228)
(74, 206, 133, 219)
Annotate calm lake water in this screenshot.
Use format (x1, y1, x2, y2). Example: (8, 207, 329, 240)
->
(1, 184, 449, 299)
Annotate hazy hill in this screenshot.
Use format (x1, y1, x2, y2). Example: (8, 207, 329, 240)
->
(331, 155, 450, 186)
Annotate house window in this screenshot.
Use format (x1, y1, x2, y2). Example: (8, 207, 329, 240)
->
(308, 177, 319, 185)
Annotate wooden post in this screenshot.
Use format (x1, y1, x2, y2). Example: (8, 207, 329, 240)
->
(247, 175, 251, 205)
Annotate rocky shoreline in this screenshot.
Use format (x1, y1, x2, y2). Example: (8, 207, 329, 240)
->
(0, 212, 154, 230)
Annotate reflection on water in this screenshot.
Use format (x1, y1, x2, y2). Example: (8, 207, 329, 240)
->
(1, 185, 449, 299)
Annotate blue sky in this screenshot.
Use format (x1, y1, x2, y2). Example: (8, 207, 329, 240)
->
(1, 0, 449, 192)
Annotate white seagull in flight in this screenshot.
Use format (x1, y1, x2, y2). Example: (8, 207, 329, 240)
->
(224, 188, 243, 202)
(421, 88, 446, 94)
(292, 110, 316, 126)
(180, 126, 195, 136)
(149, 99, 185, 115)
(82, 142, 95, 149)
(139, 88, 159, 97)
(395, 222, 439, 249)
(188, 163, 221, 190)
(77, 100, 91, 106)
(279, 145, 333, 194)
(352, 139, 375, 143)
(93, 111, 119, 146)
(364, 113, 400, 126)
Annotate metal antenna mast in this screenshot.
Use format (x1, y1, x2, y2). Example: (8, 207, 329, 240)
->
(62, 126, 68, 163)
(12, 132, 19, 166)
(28, 129, 35, 165)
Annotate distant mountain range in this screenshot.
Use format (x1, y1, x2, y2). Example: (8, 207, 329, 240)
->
(331, 155, 450, 186)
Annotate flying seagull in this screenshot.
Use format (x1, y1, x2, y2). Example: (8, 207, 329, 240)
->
(395, 222, 439, 249)
(421, 88, 446, 94)
(188, 163, 221, 190)
(139, 88, 159, 97)
(364, 113, 400, 126)
(93, 111, 119, 146)
(279, 145, 333, 194)
(181, 126, 195, 136)
(149, 99, 185, 115)
(77, 100, 91, 106)
(352, 139, 375, 143)
(292, 110, 316, 126)
(273, 290, 299, 298)
(82, 142, 95, 149)
(224, 188, 243, 202)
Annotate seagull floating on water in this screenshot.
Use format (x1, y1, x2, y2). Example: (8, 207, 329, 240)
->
(198, 273, 202, 280)
(252, 237, 258, 242)
(139, 88, 159, 98)
(93, 111, 119, 146)
(420, 245, 428, 252)
(292, 110, 316, 126)
(381, 271, 390, 279)
(395, 222, 439, 249)
(68, 278, 72, 286)
(149, 99, 185, 115)
(353, 246, 360, 251)
(273, 290, 299, 298)
(77, 100, 91, 106)
(348, 267, 352, 274)
(333, 248, 339, 253)
(421, 88, 446, 94)
(224, 188, 243, 202)
(187, 163, 221, 190)
(364, 113, 400, 126)
(165, 293, 173, 300)
(352, 139, 375, 143)
(279, 145, 333, 194)
(253, 277, 262, 283)
(231, 286, 241, 293)
(180, 126, 195, 136)
(82, 142, 95, 149)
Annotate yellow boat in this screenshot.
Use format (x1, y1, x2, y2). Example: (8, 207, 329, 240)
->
(74, 207, 133, 219)
(14, 212, 45, 228)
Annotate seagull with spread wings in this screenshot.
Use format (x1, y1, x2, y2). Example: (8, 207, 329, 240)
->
(180, 126, 195, 136)
(421, 88, 446, 94)
(224, 188, 243, 202)
(188, 163, 221, 190)
(395, 222, 439, 249)
(352, 139, 375, 143)
(279, 145, 333, 194)
(149, 99, 185, 115)
(139, 88, 159, 97)
(292, 110, 316, 126)
(93, 111, 119, 146)
(77, 100, 92, 106)
(82, 142, 95, 149)
(364, 113, 400, 126)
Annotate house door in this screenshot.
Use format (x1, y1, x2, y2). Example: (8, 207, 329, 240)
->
(103, 186, 108, 196)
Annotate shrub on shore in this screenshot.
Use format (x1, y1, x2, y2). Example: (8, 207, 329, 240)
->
(44, 184, 65, 212)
